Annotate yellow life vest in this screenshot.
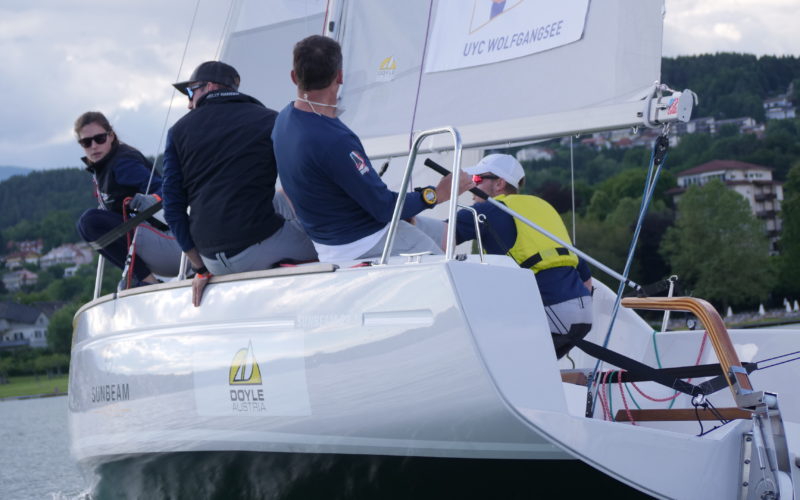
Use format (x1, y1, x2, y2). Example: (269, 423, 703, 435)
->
(494, 194, 578, 273)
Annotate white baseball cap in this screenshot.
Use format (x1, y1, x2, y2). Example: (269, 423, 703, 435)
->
(463, 154, 525, 188)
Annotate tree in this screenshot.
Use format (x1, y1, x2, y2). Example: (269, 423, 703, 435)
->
(775, 161, 800, 298)
(47, 303, 81, 355)
(660, 180, 775, 309)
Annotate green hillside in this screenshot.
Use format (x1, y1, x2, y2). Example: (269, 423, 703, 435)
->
(0, 168, 95, 252)
(662, 53, 800, 121)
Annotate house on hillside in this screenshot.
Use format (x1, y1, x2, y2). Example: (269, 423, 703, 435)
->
(671, 116, 716, 136)
(2, 269, 39, 291)
(670, 160, 783, 254)
(6, 239, 44, 254)
(515, 146, 555, 162)
(2, 250, 41, 270)
(40, 242, 93, 270)
(763, 83, 796, 120)
(0, 301, 49, 350)
(715, 117, 763, 137)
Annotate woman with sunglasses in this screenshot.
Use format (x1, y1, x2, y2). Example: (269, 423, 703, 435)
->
(74, 111, 181, 288)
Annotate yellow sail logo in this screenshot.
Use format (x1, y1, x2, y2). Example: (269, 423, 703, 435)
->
(378, 56, 397, 71)
(229, 341, 262, 385)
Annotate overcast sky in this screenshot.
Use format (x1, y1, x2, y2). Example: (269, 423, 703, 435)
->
(1, 0, 798, 170)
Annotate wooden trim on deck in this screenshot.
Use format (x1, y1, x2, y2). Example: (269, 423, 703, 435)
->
(620, 297, 754, 400)
(615, 407, 751, 422)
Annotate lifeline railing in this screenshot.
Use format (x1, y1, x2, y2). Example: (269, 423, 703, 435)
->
(379, 127, 463, 264)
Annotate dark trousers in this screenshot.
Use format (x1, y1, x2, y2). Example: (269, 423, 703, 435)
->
(76, 208, 151, 281)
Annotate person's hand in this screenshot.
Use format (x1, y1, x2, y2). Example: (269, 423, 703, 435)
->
(192, 272, 212, 307)
(127, 193, 161, 212)
(434, 171, 475, 204)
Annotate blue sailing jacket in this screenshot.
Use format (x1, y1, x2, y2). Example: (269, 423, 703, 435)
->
(272, 104, 432, 245)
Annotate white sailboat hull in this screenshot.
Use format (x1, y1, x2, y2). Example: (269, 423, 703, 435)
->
(69, 257, 799, 499)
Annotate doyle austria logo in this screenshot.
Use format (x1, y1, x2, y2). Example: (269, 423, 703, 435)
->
(228, 341, 266, 412)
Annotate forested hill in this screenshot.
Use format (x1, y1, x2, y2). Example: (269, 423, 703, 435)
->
(0, 168, 95, 251)
(662, 53, 800, 121)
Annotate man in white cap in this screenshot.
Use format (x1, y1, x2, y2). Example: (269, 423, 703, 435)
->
(444, 154, 593, 358)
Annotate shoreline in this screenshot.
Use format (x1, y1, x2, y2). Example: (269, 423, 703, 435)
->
(0, 391, 68, 402)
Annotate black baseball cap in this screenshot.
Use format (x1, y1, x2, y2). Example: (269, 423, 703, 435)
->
(173, 61, 240, 95)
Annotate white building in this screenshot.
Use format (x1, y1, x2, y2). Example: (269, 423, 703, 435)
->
(673, 160, 783, 253)
(515, 146, 555, 162)
(0, 301, 49, 349)
(40, 242, 93, 269)
(2, 269, 39, 291)
(763, 94, 796, 121)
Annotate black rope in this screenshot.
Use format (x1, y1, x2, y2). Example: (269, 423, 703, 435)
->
(694, 399, 733, 437)
(479, 215, 516, 262)
(757, 356, 800, 371)
(754, 350, 800, 366)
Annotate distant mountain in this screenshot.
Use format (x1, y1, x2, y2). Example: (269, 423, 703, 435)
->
(0, 166, 33, 182)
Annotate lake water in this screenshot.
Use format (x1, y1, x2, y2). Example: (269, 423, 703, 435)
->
(0, 396, 89, 500)
(0, 395, 646, 499)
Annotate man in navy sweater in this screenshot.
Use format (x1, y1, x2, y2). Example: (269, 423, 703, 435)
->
(272, 35, 473, 262)
(163, 61, 316, 306)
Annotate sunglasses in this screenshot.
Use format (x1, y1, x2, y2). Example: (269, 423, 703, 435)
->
(472, 174, 499, 183)
(77, 132, 110, 148)
(186, 82, 207, 100)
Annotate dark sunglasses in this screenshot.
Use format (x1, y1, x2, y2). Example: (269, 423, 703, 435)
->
(186, 82, 207, 100)
(77, 132, 110, 148)
(472, 174, 499, 183)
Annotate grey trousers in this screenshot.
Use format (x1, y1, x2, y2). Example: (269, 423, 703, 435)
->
(545, 295, 593, 335)
(134, 224, 182, 277)
(357, 220, 444, 260)
(201, 192, 317, 275)
(547, 295, 593, 359)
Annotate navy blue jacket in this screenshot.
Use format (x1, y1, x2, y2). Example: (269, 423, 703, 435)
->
(455, 199, 591, 306)
(82, 142, 160, 214)
(272, 104, 432, 245)
(162, 91, 284, 255)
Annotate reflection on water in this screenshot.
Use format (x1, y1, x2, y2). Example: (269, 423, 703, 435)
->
(0, 397, 649, 499)
(92, 451, 649, 499)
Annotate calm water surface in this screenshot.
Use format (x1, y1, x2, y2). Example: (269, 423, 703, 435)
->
(0, 396, 89, 500)
(0, 394, 646, 499)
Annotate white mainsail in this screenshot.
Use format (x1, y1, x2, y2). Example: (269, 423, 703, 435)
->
(220, 0, 327, 111)
(325, 0, 687, 159)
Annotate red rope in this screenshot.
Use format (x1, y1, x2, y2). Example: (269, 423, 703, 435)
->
(599, 370, 612, 420)
(122, 196, 137, 289)
(630, 331, 710, 402)
(617, 370, 636, 425)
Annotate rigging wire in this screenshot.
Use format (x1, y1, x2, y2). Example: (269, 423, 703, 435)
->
(405, 0, 435, 191)
(215, 0, 237, 59)
(586, 134, 669, 415)
(569, 136, 576, 243)
(118, 0, 203, 289)
(408, 0, 434, 153)
(753, 350, 800, 371)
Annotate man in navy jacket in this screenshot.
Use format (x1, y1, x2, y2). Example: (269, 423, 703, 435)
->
(163, 61, 316, 306)
(272, 36, 473, 262)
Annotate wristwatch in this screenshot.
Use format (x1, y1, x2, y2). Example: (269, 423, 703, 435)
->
(193, 265, 209, 275)
(418, 186, 437, 207)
